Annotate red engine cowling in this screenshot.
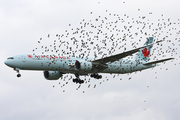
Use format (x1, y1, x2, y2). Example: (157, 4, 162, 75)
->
(43, 71, 63, 80)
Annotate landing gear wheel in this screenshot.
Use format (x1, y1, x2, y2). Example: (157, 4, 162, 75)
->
(72, 78, 84, 84)
(79, 80, 84, 84)
(90, 73, 102, 79)
(73, 78, 76, 83)
(90, 74, 94, 78)
(17, 74, 21, 77)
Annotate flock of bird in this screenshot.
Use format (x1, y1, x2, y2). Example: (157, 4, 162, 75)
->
(32, 8, 180, 93)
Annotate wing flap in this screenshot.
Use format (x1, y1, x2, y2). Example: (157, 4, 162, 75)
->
(143, 58, 174, 65)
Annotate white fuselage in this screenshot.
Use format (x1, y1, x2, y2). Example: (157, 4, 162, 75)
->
(4, 54, 155, 75)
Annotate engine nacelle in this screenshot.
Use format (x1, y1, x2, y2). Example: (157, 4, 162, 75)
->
(43, 71, 63, 80)
(75, 60, 93, 71)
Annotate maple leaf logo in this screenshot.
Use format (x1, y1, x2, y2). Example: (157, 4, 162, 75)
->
(142, 47, 150, 57)
(27, 55, 32, 58)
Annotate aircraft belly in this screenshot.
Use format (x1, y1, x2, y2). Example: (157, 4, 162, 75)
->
(102, 64, 128, 74)
(135, 64, 154, 71)
(101, 62, 154, 74)
(18, 60, 62, 71)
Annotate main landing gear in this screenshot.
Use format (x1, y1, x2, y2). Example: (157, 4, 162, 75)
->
(90, 73, 102, 79)
(72, 73, 102, 84)
(72, 74, 84, 84)
(73, 78, 84, 84)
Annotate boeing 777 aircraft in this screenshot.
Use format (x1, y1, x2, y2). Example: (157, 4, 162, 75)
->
(4, 37, 174, 84)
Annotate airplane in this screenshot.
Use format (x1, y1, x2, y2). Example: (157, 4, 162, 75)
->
(4, 37, 174, 84)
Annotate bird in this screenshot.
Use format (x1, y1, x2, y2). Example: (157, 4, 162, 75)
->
(33, 9, 180, 90)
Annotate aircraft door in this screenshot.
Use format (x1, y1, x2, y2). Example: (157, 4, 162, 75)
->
(21, 56, 26, 62)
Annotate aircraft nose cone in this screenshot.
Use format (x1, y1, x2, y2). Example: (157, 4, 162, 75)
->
(4, 60, 14, 67)
(4, 60, 8, 65)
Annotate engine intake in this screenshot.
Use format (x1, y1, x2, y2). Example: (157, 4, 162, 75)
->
(43, 71, 63, 80)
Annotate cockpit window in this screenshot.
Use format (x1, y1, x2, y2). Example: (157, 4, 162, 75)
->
(7, 57, 14, 59)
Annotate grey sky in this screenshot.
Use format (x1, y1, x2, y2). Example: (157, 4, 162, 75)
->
(0, 0, 180, 120)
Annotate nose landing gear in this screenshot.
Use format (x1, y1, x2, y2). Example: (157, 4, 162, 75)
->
(17, 74, 21, 77)
(14, 68, 21, 78)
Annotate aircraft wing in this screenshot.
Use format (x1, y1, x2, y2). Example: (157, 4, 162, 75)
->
(91, 41, 162, 65)
(143, 58, 174, 65)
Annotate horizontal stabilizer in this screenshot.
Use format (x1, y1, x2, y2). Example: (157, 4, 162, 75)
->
(143, 58, 174, 65)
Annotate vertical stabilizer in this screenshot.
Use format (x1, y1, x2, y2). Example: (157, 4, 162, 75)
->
(135, 37, 154, 62)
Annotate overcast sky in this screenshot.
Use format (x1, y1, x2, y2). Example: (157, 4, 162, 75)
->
(0, 0, 180, 120)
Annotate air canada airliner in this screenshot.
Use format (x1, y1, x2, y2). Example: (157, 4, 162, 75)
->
(4, 37, 174, 84)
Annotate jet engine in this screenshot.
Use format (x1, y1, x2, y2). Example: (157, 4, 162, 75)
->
(43, 71, 63, 80)
(75, 60, 93, 71)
